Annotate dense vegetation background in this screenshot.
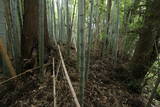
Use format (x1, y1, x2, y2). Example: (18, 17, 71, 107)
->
(0, 0, 160, 107)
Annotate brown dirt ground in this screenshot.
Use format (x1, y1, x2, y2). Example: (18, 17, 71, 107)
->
(0, 46, 152, 107)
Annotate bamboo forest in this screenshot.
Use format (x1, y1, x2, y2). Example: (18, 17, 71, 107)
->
(0, 0, 160, 106)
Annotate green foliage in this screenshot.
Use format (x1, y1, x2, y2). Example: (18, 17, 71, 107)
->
(99, 32, 106, 40)
(99, 0, 106, 15)
(3, 0, 158, 105)
(143, 59, 160, 105)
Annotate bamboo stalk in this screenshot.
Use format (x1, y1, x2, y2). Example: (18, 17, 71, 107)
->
(52, 58, 56, 107)
(85, 0, 94, 83)
(51, 0, 57, 44)
(38, 0, 45, 73)
(66, 0, 71, 57)
(71, 0, 77, 28)
(0, 39, 16, 77)
(77, 0, 86, 106)
(10, 0, 22, 73)
(102, 0, 112, 57)
(58, 45, 80, 107)
(56, 1, 60, 42)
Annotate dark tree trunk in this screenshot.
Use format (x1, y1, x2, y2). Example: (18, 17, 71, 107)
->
(22, 0, 51, 60)
(21, 0, 39, 59)
(44, 1, 51, 49)
(127, 0, 160, 91)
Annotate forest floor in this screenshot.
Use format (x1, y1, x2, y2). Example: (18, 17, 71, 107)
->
(0, 45, 159, 107)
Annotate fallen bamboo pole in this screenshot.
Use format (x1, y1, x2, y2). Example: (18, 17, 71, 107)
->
(0, 38, 16, 77)
(57, 45, 80, 107)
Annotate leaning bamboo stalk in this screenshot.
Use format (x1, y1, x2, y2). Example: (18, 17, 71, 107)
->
(57, 45, 80, 107)
(0, 39, 16, 77)
(52, 58, 56, 107)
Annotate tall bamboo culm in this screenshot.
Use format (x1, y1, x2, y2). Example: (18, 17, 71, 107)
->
(85, 0, 94, 83)
(102, 0, 112, 57)
(38, 0, 45, 75)
(77, 0, 86, 106)
(3, 0, 22, 73)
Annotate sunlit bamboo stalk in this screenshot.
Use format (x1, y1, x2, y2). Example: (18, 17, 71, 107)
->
(77, 0, 86, 106)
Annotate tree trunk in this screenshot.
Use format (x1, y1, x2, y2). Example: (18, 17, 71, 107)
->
(127, 0, 160, 91)
(22, 0, 51, 60)
(22, 0, 39, 59)
(44, 0, 51, 51)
